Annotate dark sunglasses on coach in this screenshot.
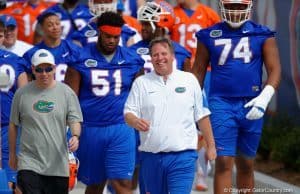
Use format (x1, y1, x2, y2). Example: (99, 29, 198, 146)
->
(35, 66, 54, 73)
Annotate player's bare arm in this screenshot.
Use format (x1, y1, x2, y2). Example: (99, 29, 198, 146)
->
(192, 41, 210, 88)
(135, 67, 145, 78)
(183, 58, 192, 72)
(17, 72, 28, 88)
(263, 37, 281, 89)
(64, 67, 81, 95)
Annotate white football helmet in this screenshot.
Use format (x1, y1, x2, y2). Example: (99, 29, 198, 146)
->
(137, 0, 175, 32)
(88, 0, 117, 17)
(219, 0, 252, 28)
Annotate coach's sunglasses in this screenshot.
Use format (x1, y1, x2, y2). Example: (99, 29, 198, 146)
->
(35, 66, 54, 73)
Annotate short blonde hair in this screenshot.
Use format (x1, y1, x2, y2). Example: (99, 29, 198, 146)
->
(149, 37, 174, 56)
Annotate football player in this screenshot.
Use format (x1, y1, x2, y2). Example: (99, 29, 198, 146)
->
(0, 0, 54, 44)
(64, 11, 144, 194)
(192, 1, 281, 194)
(171, 0, 220, 64)
(23, 11, 83, 82)
(0, 19, 28, 192)
(40, 0, 93, 40)
(70, 0, 140, 47)
(130, 0, 191, 73)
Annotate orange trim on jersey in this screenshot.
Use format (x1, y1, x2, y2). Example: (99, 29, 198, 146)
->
(99, 25, 122, 36)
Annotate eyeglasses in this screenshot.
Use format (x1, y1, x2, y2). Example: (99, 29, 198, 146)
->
(35, 66, 54, 73)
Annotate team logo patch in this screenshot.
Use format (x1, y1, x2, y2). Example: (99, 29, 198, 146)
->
(137, 47, 149, 55)
(210, 30, 222, 38)
(175, 87, 186, 93)
(33, 100, 54, 113)
(84, 59, 97, 67)
(84, 30, 97, 37)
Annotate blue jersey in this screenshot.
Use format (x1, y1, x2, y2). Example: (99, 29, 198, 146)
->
(69, 44, 144, 127)
(45, 3, 93, 39)
(196, 21, 275, 97)
(129, 40, 191, 73)
(23, 39, 83, 82)
(0, 49, 25, 127)
(70, 22, 136, 47)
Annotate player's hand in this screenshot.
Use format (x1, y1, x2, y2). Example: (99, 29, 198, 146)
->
(9, 153, 18, 170)
(133, 118, 150, 131)
(68, 135, 79, 152)
(206, 146, 217, 161)
(244, 85, 275, 120)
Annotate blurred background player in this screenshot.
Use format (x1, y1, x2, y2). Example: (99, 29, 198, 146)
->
(0, 19, 28, 191)
(0, 0, 54, 44)
(171, 0, 220, 64)
(64, 11, 144, 194)
(38, 0, 93, 40)
(131, 0, 191, 73)
(23, 11, 83, 82)
(117, 0, 141, 45)
(0, 14, 33, 56)
(121, 0, 145, 18)
(117, 0, 141, 37)
(70, 0, 140, 47)
(192, 0, 281, 194)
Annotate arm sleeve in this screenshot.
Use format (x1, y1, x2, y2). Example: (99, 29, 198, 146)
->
(10, 89, 22, 126)
(124, 79, 141, 118)
(66, 87, 83, 123)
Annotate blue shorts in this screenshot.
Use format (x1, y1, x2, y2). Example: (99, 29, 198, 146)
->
(140, 150, 197, 194)
(1, 125, 18, 183)
(77, 123, 136, 185)
(209, 96, 263, 157)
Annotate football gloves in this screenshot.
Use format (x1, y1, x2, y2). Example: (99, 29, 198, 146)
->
(244, 85, 275, 120)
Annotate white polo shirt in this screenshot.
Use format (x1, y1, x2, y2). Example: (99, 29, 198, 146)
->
(3, 40, 33, 56)
(124, 69, 210, 153)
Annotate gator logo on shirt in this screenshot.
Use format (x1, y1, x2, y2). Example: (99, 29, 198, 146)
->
(84, 30, 97, 37)
(210, 30, 222, 38)
(33, 100, 54, 113)
(85, 59, 98, 67)
(175, 87, 186, 93)
(137, 47, 149, 55)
